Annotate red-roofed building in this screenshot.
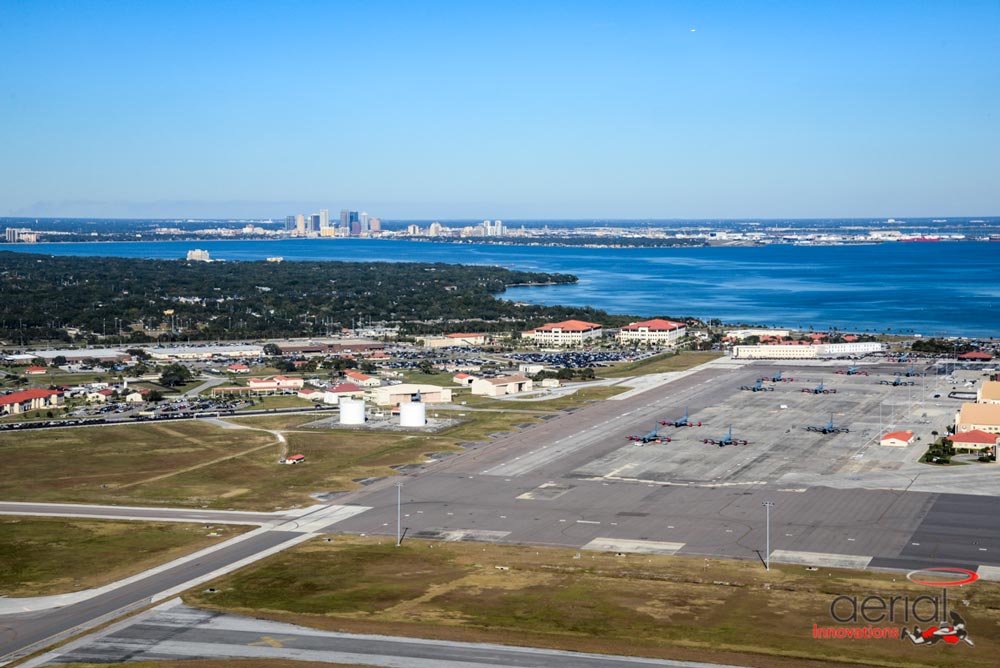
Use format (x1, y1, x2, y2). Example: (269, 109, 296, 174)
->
(958, 351, 993, 361)
(523, 320, 603, 346)
(344, 370, 380, 387)
(949, 429, 1000, 449)
(452, 372, 475, 386)
(616, 319, 687, 346)
(880, 430, 915, 447)
(0, 389, 62, 415)
(843, 335, 859, 342)
(227, 363, 250, 374)
(25, 366, 47, 375)
(247, 376, 305, 393)
(297, 388, 323, 401)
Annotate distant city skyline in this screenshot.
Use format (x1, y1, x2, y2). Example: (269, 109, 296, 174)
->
(2, 1, 998, 219)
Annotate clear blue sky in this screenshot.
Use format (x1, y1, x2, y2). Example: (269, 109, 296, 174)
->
(1, 0, 997, 219)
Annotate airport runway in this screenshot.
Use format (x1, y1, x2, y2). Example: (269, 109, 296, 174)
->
(5, 359, 1000, 665)
(0, 501, 282, 525)
(36, 599, 747, 668)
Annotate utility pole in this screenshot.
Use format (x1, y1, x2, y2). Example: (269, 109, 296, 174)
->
(395, 481, 404, 547)
(762, 501, 775, 571)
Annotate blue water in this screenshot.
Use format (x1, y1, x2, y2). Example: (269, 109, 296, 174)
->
(2, 239, 998, 337)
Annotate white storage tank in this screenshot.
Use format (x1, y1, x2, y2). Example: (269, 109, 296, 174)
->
(339, 398, 366, 425)
(399, 401, 427, 427)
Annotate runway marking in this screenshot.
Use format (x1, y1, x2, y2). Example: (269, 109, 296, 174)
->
(769, 550, 872, 570)
(248, 635, 296, 648)
(977, 565, 1000, 581)
(582, 538, 685, 555)
(576, 520, 600, 525)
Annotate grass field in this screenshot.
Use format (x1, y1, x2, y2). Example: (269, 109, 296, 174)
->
(235, 395, 316, 411)
(185, 536, 1000, 668)
(0, 421, 277, 507)
(0, 517, 247, 597)
(600, 350, 723, 378)
(0, 409, 539, 509)
(460, 385, 628, 411)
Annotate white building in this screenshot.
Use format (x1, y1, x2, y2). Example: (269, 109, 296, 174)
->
(731, 346, 820, 360)
(523, 320, 603, 347)
(186, 249, 211, 262)
(370, 383, 452, 406)
(616, 319, 687, 345)
(471, 375, 533, 397)
(344, 370, 381, 387)
(725, 329, 791, 340)
(819, 342, 885, 356)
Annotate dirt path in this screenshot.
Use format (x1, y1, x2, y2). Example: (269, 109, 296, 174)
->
(115, 421, 288, 490)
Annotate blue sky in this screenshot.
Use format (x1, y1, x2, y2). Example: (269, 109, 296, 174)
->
(1, 0, 997, 219)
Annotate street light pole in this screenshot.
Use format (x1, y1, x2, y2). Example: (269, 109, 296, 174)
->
(762, 501, 775, 571)
(395, 481, 403, 547)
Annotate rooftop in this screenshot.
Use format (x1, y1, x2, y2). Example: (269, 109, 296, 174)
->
(533, 319, 603, 332)
(950, 429, 999, 444)
(0, 388, 61, 406)
(958, 402, 1000, 424)
(620, 318, 685, 331)
(979, 381, 1000, 401)
(881, 431, 914, 441)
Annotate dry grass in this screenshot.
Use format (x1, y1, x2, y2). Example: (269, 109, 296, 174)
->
(600, 350, 723, 377)
(0, 517, 247, 597)
(185, 536, 1000, 668)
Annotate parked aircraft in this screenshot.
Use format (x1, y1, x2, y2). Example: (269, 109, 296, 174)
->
(761, 370, 794, 382)
(660, 407, 701, 427)
(703, 426, 748, 446)
(896, 366, 919, 377)
(881, 377, 916, 386)
(801, 381, 837, 394)
(835, 366, 869, 376)
(627, 423, 672, 444)
(741, 379, 775, 392)
(806, 415, 849, 434)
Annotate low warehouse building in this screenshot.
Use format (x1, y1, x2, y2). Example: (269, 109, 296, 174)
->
(471, 375, 533, 397)
(371, 383, 452, 406)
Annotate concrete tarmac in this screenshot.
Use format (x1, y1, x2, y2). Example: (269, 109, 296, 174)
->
(38, 599, 747, 668)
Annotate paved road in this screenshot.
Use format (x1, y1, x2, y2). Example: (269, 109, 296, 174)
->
(35, 600, 746, 668)
(0, 502, 282, 525)
(0, 531, 304, 665)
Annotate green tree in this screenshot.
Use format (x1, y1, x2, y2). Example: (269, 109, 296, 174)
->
(158, 363, 192, 387)
(263, 343, 281, 355)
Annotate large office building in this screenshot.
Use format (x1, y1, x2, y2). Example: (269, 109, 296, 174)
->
(617, 319, 687, 346)
(731, 341, 885, 360)
(977, 381, 1000, 405)
(523, 320, 604, 346)
(955, 403, 1000, 434)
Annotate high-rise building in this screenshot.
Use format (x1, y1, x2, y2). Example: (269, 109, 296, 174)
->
(406, 224, 421, 235)
(320, 209, 330, 230)
(309, 214, 321, 233)
(369, 218, 381, 233)
(429, 222, 443, 237)
(340, 209, 350, 231)
(348, 211, 360, 236)
(296, 214, 306, 236)
(359, 212, 369, 233)
(284, 215, 296, 232)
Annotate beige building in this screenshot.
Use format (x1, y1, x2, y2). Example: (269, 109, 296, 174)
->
(344, 370, 381, 387)
(0, 389, 63, 415)
(950, 429, 1000, 449)
(244, 376, 305, 393)
(471, 375, 533, 397)
(977, 381, 1000, 405)
(452, 373, 475, 386)
(523, 320, 603, 346)
(617, 319, 687, 345)
(955, 403, 1000, 434)
(422, 333, 489, 348)
(370, 383, 452, 406)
